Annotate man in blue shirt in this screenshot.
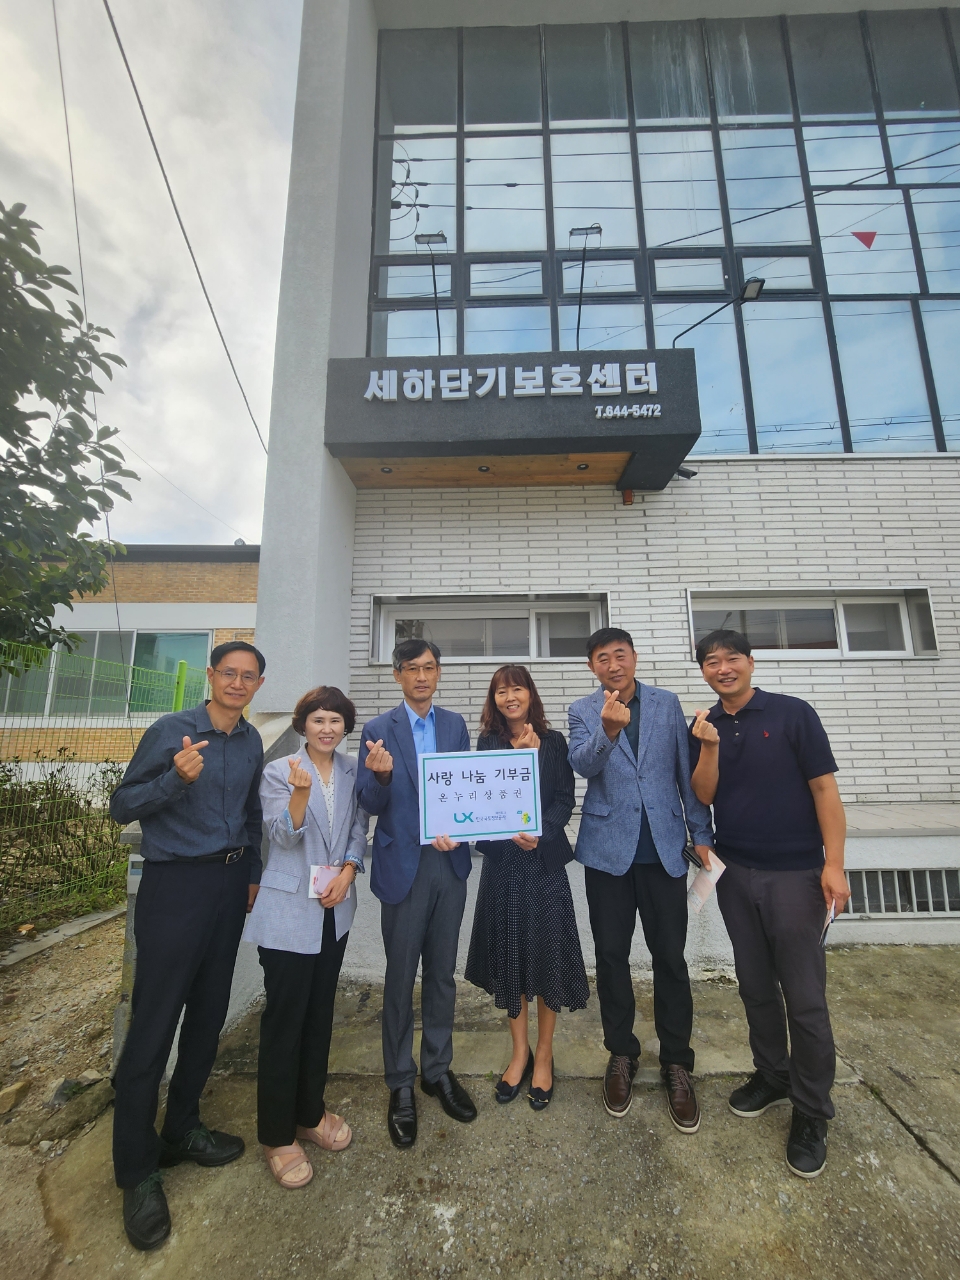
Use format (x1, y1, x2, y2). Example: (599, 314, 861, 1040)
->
(690, 629, 850, 1180)
(109, 641, 265, 1250)
(357, 639, 476, 1148)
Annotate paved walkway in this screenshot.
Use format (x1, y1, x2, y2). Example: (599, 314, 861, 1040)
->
(29, 945, 960, 1280)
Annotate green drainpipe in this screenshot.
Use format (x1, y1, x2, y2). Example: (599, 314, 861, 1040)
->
(172, 659, 188, 712)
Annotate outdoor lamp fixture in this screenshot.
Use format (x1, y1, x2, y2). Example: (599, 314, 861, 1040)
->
(415, 231, 448, 356)
(671, 276, 765, 348)
(569, 223, 602, 351)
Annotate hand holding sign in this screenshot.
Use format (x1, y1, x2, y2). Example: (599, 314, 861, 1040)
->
(174, 736, 209, 783)
(600, 689, 632, 742)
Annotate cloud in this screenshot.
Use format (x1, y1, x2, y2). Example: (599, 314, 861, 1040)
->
(0, 0, 303, 544)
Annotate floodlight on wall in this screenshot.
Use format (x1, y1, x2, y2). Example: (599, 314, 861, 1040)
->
(415, 232, 448, 356)
(671, 276, 766, 348)
(569, 223, 603, 352)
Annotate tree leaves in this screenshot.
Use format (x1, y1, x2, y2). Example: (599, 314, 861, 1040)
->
(0, 199, 137, 664)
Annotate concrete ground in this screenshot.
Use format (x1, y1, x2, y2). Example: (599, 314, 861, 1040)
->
(3, 939, 959, 1279)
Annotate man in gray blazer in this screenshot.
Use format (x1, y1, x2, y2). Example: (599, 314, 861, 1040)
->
(568, 628, 714, 1133)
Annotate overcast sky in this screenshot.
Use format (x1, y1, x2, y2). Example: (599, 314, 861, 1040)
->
(1, 0, 303, 546)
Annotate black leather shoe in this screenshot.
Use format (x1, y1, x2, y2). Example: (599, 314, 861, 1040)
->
(495, 1049, 534, 1104)
(122, 1172, 170, 1252)
(388, 1086, 418, 1149)
(528, 1058, 554, 1112)
(421, 1070, 478, 1123)
(158, 1124, 245, 1168)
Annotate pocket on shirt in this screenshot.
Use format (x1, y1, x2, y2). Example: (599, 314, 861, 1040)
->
(260, 868, 300, 894)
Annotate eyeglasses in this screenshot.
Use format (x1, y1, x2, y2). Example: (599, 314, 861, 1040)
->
(213, 668, 261, 685)
(400, 662, 438, 675)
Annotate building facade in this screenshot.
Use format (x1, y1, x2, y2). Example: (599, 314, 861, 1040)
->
(256, 2, 960, 939)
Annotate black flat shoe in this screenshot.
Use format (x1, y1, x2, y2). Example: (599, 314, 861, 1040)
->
(495, 1049, 534, 1104)
(421, 1070, 477, 1123)
(158, 1124, 244, 1168)
(122, 1171, 170, 1251)
(528, 1059, 554, 1112)
(387, 1086, 418, 1149)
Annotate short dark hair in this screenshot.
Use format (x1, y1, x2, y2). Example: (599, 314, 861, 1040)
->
(586, 627, 635, 659)
(392, 638, 441, 671)
(209, 640, 265, 675)
(291, 685, 357, 736)
(696, 629, 752, 668)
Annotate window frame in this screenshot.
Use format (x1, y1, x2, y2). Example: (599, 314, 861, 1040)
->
(687, 588, 938, 661)
(371, 593, 608, 664)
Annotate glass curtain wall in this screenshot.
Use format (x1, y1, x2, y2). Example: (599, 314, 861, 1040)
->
(370, 13, 960, 456)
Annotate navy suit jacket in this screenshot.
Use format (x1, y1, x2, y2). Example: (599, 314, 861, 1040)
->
(357, 702, 472, 905)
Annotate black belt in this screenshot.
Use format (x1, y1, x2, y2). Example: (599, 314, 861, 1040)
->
(174, 848, 245, 865)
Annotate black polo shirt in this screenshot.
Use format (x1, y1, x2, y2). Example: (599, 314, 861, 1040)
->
(688, 688, 837, 871)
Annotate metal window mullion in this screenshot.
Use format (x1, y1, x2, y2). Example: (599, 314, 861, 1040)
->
(455, 30, 466, 354)
(902, 188, 931, 296)
(780, 14, 853, 453)
(700, 18, 758, 453)
(910, 295, 948, 450)
(366, 34, 385, 356)
(942, 7, 960, 107)
(621, 19, 654, 346)
(859, 12, 897, 182)
(539, 25, 560, 351)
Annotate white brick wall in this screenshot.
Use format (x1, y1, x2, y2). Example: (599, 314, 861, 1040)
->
(347, 456, 960, 803)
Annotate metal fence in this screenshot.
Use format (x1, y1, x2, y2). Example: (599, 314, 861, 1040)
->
(0, 640, 207, 933)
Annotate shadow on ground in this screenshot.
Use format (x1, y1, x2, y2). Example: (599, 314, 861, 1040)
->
(3, 943, 960, 1279)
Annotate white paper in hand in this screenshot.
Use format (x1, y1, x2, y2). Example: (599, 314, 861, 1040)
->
(687, 854, 726, 914)
(309, 865, 339, 899)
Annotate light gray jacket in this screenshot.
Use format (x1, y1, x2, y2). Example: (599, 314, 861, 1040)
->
(244, 752, 369, 952)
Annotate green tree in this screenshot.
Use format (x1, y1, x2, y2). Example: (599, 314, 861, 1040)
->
(0, 199, 136, 667)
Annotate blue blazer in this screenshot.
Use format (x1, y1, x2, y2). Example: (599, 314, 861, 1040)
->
(357, 702, 472, 905)
(568, 683, 714, 878)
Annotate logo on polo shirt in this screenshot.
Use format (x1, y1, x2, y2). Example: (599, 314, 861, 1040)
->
(763, 730, 769, 737)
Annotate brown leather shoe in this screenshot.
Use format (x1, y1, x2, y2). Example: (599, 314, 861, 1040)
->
(602, 1054, 639, 1117)
(661, 1064, 700, 1134)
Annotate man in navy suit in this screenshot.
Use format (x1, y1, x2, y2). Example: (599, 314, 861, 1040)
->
(568, 628, 714, 1133)
(357, 639, 477, 1148)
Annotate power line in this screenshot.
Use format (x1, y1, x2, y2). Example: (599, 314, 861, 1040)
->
(99, 0, 268, 455)
(115, 435, 248, 540)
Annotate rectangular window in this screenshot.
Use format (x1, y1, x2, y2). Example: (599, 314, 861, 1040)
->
(706, 17, 792, 123)
(653, 301, 748, 455)
(557, 303, 646, 351)
(470, 263, 543, 297)
(636, 131, 723, 249)
(551, 134, 638, 249)
(690, 591, 935, 659)
(376, 138, 457, 255)
(370, 308, 457, 358)
(463, 305, 552, 355)
(629, 20, 709, 125)
(741, 255, 813, 291)
(464, 136, 546, 253)
(888, 122, 960, 184)
(911, 190, 960, 292)
(720, 130, 809, 246)
(920, 300, 960, 450)
(378, 29, 458, 135)
(802, 125, 887, 186)
(787, 14, 875, 121)
(560, 260, 636, 294)
(378, 264, 452, 300)
(813, 190, 919, 294)
(374, 595, 607, 663)
(544, 24, 627, 127)
(654, 258, 725, 292)
(463, 26, 541, 130)
(867, 11, 959, 118)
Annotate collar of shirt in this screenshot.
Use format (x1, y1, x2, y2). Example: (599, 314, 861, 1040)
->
(404, 700, 437, 754)
(708, 687, 770, 720)
(195, 700, 253, 737)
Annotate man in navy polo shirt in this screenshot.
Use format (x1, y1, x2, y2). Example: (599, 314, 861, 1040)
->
(689, 629, 850, 1179)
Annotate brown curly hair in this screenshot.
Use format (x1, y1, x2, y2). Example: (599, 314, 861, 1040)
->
(479, 665, 550, 743)
(291, 685, 356, 737)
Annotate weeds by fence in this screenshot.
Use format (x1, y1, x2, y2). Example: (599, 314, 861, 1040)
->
(0, 640, 207, 936)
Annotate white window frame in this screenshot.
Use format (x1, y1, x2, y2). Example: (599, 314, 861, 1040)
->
(687, 588, 938, 661)
(372, 594, 607, 664)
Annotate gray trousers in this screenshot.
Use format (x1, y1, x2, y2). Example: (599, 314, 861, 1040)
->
(716, 860, 836, 1121)
(381, 847, 468, 1090)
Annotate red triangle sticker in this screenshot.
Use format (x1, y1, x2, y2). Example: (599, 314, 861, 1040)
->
(852, 231, 877, 248)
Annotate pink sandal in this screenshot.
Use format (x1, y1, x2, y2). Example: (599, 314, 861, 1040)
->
(263, 1142, 313, 1189)
(297, 1112, 352, 1152)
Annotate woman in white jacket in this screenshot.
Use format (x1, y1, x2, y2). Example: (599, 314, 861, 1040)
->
(246, 685, 383, 1189)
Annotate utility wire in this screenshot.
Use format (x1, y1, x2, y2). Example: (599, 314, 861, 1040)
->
(99, 0, 268, 455)
(115, 435, 248, 540)
(52, 0, 136, 750)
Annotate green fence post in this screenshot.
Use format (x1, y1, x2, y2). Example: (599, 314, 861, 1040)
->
(172, 659, 188, 712)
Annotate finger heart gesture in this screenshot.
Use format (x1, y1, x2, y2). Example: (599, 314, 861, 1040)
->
(287, 756, 313, 790)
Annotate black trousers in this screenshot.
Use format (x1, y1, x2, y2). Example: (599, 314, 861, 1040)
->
(112, 856, 250, 1189)
(716, 861, 836, 1121)
(256, 909, 349, 1147)
(584, 860, 694, 1070)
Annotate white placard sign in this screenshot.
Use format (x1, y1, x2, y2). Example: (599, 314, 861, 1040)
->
(418, 749, 542, 843)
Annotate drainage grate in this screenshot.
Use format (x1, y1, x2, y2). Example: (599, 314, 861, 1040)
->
(844, 869, 960, 917)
